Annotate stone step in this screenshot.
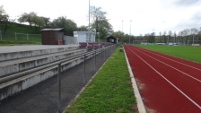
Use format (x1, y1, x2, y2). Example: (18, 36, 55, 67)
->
(0, 44, 116, 101)
(0, 45, 79, 62)
(0, 47, 86, 78)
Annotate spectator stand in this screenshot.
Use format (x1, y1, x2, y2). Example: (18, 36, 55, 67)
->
(79, 42, 114, 51)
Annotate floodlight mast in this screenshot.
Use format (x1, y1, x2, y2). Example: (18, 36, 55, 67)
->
(129, 20, 132, 44)
(89, 0, 90, 31)
(122, 20, 123, 43)
(88, 0, 91, 42)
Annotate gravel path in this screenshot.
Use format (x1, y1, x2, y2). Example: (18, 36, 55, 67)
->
(0, 49, 114, 113)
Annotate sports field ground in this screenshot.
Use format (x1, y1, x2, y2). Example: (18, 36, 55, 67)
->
(124, 45, 201, 113)
(138, 45, 201, 63)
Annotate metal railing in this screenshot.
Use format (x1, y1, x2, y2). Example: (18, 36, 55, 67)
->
(0, 30, 41, 42)
(57, 45, 116, 113)
(0, 44, 117, 113)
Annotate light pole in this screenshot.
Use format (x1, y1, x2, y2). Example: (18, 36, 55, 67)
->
(191, 28, 195, 45)
(122, 20, 123, 32)
(129, 20, 132, 44)
(88, 0, 91, 42)
(89, 0, 90, 30)
(122, 20, 123, 44)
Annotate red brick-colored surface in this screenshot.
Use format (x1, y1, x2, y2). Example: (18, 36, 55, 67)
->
(124, 45, 201, 113)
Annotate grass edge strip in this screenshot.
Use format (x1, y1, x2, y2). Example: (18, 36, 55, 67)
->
(63, 53, 111, 113)
(123, 45, 147, 113)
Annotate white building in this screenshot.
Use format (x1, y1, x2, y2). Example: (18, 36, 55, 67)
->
(73, 31, 95, 43)
(63, 36, 77, 44)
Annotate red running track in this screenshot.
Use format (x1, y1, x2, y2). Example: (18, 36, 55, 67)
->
(124, 45, 201, 113)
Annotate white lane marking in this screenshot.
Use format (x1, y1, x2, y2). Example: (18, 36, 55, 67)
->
(133, 48, 201, 83)
(127, 47, 201, 110)
(123, 46, 147, 113)
(140, 48, 201, 72)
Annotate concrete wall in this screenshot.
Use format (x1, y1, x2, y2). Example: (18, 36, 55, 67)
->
(0, 46, 79, 62)
(0, 46, 107, 101)
(64, 36, 77, 45)
(0, 54, 85, 101)
(78, 34, 86, 42)
(0, 49, 86, 78)
(74, 31, 95, 43)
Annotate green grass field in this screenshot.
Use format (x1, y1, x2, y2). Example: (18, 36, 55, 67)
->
(0, 22, 41, 45)
(138, 45, 201, 63)
(0, 34, 41, 44)
(0, 22, 40, 33)
(66, 47, 137, 113)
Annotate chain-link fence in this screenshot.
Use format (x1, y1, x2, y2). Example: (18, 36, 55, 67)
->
(0, 30, 41, 42)
(57, 45, 117, 113)
(0, 44, 117, 113)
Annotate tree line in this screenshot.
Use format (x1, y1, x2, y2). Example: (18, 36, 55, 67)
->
(111, 28, 201, 44)
(133, 28, 201, 45)
(0, 5, 113, 40)
(112, 30, 134, 44)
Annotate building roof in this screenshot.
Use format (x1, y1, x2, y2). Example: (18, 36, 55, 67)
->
(41, 28, 64, 31)
(107, 35, 117, 39)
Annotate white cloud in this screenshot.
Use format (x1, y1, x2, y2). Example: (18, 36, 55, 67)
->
(174, 0, 200, 6)
(1, 0, 201, 36)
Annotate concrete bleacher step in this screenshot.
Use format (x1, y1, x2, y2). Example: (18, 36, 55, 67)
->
(0, 44, 90, 101)
(0, 48, 87, 78)
(0, 45, 82, 78)
(0, 45, 79, 62)
(0, 44, 116, 101)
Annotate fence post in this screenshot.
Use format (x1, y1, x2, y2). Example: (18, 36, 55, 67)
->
(0, 30, 2, 40)
(15, 32, 17, 41)
(82, 55, 86, 85)
(94, 50, 96, 73)
(109, 46, 111, 56)
(104, 47, 106, 61)
(27, 33, 29, 41)
(58, 63, 62, 113)
(106, 47, 108, 59)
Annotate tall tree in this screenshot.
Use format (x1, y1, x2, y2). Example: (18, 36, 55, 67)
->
(92, 19, 113, 39)
(191, 28, 198, 44)
(41, 17, 51, 27)
(159, 31, 162, 42)
(0, 5, 11, 31)
(77, 25, 88, 31)
(198, 28, 201, 43)
(173, 31, 177, 43)
(18, 12, 36, 26)
(149, 32, 156, 43)
(51, 16, 77, 36)
(18, 12, 45, 32)
(32, 15, 45, 30)
(90, 6, 113, 40)
(112, 30, 123, 43)
(181, 29, 190, 45)
(0, 5, 8, 22)
(191, 28, 198, 34)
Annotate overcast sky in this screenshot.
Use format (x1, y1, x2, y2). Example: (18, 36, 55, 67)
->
(1, 0, 201, 35)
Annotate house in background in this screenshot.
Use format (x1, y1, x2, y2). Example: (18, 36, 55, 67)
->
(73, 31, 95, 43)
(41, 29, 96, 45)
(107, 35, 118, 44)
(41, 28, 64, 45)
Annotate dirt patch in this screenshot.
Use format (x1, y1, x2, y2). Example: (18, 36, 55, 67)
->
(135, 79, 145, 90)
(146, 107, 157, 113)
